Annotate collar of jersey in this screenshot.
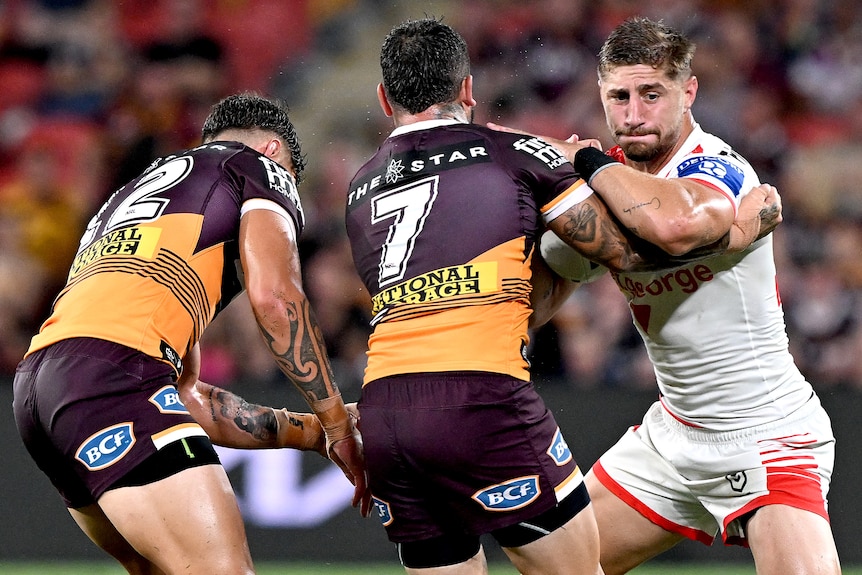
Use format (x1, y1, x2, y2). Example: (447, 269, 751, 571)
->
(657, 120, 705, 178)
(390, 118, 464, 137)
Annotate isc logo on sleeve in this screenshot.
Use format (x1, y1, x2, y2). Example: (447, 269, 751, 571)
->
(472, 475, 541, 511)
(75, 422, 136, 471)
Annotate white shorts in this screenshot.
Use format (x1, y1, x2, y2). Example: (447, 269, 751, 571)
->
(592, 395, 835, 546)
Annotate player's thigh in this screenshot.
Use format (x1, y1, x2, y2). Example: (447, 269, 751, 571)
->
(584, 470, 683, 575)
(97, 463, 254, 575)
(69, 504, 165, 575)
(747, 504, 841, 575)
(501, 502, 601, 575)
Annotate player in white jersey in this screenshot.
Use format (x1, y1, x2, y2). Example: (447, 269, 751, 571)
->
(509, 16, 840, 575)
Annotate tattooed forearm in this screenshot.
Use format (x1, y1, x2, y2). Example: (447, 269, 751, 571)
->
(554, 201, 648, 271)
(206, 388, 279, 442)
(257, 295, 338, 404)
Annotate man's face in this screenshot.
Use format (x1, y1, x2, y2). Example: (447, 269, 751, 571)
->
(599, 64, 695, 164)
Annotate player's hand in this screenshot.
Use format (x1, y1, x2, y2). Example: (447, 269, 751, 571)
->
(328, 429, 373, 517)
(314, 396, 372, 517)
(345, 402, 361, 423)
(728, 183, 783, 252)
(486, 122, 603, 163)
(754, 183, 783, 238)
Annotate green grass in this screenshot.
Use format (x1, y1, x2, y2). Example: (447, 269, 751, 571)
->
(0, 563, 858, 574)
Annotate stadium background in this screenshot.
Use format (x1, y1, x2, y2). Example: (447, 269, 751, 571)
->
(0, 0, 860, 569)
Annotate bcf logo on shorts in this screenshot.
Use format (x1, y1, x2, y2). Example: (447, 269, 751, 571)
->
(472, 475, 540, 511)
(371, 496, 393, 526)
(148, 385, 189, 414)
(75, 422, 136, 471)
(546, 427, 573, 466)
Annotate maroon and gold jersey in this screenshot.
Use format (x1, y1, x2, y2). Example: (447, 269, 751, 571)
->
(28, 141, 304, 375)
(346, 120, 593, 383)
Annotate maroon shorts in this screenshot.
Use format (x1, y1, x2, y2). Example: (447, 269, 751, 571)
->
(13, 338, 211, 508)
(358, 372, 585, 543)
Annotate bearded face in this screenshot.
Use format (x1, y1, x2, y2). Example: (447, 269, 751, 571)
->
(599, 64, 695, 170)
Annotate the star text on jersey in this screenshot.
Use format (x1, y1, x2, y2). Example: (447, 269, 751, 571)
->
(348, 141, 490, 205)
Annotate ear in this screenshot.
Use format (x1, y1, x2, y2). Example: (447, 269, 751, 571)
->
(460, 75, 477, 108)
(377, 83, 394, 117)
(264, 138, 280, 159)
(683, 75, 698, 111)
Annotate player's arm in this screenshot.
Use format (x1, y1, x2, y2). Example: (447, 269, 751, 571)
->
(574, 147, 780, 255)
(490, 122, 781, 256)
(545, 185, 781, 274)
(240, 207, 371, 516)
(176, 343, 326, 455)
(529, 245, 579, 329)
(577, 153, 733, 255)
(545, 187, 659, 273)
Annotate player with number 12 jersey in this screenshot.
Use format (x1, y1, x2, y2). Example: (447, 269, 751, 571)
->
(28, 141, 304, 375)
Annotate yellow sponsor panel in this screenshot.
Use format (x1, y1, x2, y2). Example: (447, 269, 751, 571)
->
(372, 261, 499, 313)
(70, 226, 163, 276)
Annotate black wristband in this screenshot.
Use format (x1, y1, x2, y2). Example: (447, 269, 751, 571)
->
(574, 146, 621, 184)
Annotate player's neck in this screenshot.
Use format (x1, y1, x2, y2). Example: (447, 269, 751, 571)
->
(393, 102, 471, 127)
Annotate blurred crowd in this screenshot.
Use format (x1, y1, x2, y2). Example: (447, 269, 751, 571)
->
(0, 0, 860, 396)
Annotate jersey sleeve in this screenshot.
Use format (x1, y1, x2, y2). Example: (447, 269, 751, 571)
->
(488, 131, 594, 223)
(223, 148, 306, 236)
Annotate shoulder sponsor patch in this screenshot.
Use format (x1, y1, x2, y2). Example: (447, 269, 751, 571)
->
(511, 137, 569, 169)
(258, 155, 305, 227)
(676, 156, 744, 197)
(472, 475, 541, 511)
(75, 422, 136, 471)
(148, 385, 189, 414)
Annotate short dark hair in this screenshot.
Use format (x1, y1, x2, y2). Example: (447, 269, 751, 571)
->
(201, 92, 307, 183)
(598, 17, 695, 82)
(380, 18, 470, 115)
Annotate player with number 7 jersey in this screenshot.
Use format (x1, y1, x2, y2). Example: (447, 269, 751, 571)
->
(346, 121, 591, 384)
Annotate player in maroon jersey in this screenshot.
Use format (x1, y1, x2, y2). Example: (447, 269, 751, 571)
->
(13, 93, 369, 574)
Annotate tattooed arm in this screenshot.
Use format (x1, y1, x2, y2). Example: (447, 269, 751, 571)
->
(239, 207, 371, 516)
(177, 343, 326, 455)
(585, 162, 781, 255)
(487, 123, 781, 260)
(545, 182, 781, 274)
